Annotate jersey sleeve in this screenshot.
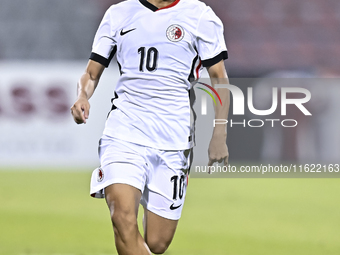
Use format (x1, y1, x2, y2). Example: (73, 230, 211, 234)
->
(90, 8, 117, 68)
(196, 7, 228, 67)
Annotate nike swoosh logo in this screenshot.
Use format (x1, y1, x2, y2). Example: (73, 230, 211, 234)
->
(170, 203, 182, 210)
(120, 28, 136, 36)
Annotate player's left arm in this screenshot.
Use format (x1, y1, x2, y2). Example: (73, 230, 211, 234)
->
(206, 60, 230, 166)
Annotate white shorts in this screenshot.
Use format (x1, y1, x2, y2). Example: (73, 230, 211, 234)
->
(90, 135, 192, 220)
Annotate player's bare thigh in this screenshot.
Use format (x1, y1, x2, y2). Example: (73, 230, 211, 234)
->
(105, 184, 153, 254)
(143, 207, 179, 254)
(105, 183, 141, 214)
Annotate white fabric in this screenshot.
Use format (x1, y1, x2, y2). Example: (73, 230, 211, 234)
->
(90, 135, 191, 220)
(91, 0, 227, 150)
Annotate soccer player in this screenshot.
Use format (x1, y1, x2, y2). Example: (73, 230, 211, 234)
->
(71, 0, 230, 254)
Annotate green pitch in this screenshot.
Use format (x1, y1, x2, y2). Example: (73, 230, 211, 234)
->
(0, 170, 339, 255)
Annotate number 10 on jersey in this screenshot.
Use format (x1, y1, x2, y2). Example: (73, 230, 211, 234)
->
(138, 47, 159, 72)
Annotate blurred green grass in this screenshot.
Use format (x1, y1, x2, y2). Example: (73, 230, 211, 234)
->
(0, 170, 339, 255)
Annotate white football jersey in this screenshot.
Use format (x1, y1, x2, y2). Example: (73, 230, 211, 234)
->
(90, 0, 228, 150)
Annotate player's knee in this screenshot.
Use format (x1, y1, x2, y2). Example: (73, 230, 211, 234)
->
(147, 239, 171, 254)
(110, 208, 138, 241)
(110, 209, 137, 229)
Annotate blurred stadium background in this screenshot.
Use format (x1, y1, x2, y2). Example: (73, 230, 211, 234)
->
(0, 0, 339, 254)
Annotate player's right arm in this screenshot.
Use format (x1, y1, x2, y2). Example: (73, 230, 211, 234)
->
(71, 60, 105, 124)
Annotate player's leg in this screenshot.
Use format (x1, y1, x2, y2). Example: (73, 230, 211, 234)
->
(141, 148, 192, 254)
(91, 136, 152, 255)
(143, 208, 178, 254)
(105, 184, 151, 255)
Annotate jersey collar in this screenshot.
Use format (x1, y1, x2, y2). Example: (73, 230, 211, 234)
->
(139, 0, 180, 12)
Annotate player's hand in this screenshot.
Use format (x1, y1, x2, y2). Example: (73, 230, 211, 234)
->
(70, 96, 90, 124)
(208, 133, 229, 170)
